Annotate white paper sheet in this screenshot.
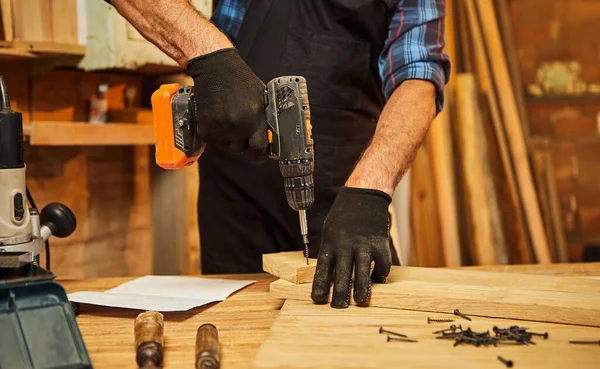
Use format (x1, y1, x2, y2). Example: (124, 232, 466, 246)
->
(67, 276, 255, 312)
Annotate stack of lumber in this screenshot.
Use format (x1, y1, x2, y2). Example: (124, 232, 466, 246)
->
(255, 252, 600, 368)
(409, 0, 566, 266)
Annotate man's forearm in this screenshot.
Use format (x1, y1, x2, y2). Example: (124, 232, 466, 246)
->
(111, 0, 232, 66)
(346, 80, 437, 196)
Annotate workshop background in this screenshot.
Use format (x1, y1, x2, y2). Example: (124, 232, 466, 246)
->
(0, 0, 598, 279)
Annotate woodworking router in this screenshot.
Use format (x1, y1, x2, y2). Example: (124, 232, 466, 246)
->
(152, 76, 315, 263)
(0, 76, 91, 368)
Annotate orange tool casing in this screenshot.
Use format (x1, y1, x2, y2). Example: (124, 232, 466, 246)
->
(151, 84, 201, 170)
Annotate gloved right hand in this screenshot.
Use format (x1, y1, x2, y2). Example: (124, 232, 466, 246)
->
(187, 48, 268, 162)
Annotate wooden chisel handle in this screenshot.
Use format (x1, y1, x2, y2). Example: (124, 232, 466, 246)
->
(195, 323, 220, 369)
(134, 311, 164, 369)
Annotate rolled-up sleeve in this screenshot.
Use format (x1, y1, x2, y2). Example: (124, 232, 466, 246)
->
(378, 0, 451, 114)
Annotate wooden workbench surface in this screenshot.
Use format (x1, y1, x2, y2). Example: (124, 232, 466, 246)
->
(60, 264, 600, 368)
(61, 274, 281, 369)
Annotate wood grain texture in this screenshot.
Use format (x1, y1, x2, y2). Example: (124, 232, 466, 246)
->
(60, 274, 282, 369)
(544, 153, 569, 263)
(269, 266, 600, 327)
(0, 40, 85, 55)
(263, 251, 600, 281)
(253, 299, 600, 369)
(0, 0, 13, 41)
(460, 262, 600, 276)
(12, 0, 52, 41)
(25, 122, 155, 146)
(426, 0, 461, 267)
(263, 252, 317, 284)
(24, 145, 153, 278)
(50, 0, 78, 44)
(533, 151, 558, 262)
(464, 0, 531, 264)
(475, 0, 551, 263)
(456, 74, 506, 265)
(59, 265, 596, 368)
(411, 144, 444, 266)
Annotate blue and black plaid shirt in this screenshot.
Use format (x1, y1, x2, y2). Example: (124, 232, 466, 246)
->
(211, 0, 450, 113)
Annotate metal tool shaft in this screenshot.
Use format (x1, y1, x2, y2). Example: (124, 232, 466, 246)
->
(299, 210, 309, 265)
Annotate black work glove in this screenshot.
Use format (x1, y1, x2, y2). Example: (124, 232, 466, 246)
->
(311, 187, 393, 308)
(187, 48, 268, 162)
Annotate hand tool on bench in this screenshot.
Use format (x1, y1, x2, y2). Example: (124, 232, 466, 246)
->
(134, 311, 165, 369)
(152, 76, 315, 264)
(195, 323, 220, 369)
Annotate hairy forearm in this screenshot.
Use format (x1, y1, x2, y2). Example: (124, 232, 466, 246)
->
(346, 80, 437, 196)
(111, 0, 232, 66)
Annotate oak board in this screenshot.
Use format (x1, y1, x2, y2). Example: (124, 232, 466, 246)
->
(268, 265, 600, 327)
(253, 299, 600, 369)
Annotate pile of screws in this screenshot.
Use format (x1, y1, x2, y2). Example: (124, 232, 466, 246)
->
(433, 324, 548, 347)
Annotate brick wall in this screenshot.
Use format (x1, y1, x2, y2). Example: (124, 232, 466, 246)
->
(511, 0, 600, 260)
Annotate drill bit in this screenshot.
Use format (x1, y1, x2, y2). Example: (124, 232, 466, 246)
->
(299, 210, 309, 265)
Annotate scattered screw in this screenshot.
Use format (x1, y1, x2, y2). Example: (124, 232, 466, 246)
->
(497, 356, 514, 368)
(387, 336, 418, 343)
(569, 340, 600, 345)
(379, 327, 407, 338)
(528, 332, 548, 339)
(453, 309, 472, 321)
(427, 317, 455, 324)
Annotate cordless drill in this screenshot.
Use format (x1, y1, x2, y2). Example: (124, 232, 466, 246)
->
(151, 76, 315, 264)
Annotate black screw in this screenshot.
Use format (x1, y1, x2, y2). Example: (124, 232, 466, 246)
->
(569, 340, 600, 345)
(427, 317, 455, 324)
(433, 324, 460, 334)
(497, 356, 513, 368)
(387, 336, 418, 343)
(529, 332, 549, 339)
(379, 327, 407, 338)
(453, 309, 472, 321)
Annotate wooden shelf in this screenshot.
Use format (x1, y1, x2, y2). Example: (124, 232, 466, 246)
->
(0, 41, 85, 59)
(23, 122, 155, 146)
(526, 94, 600, 105)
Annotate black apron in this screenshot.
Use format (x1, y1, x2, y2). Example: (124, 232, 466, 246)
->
(199, 0, 399, 274)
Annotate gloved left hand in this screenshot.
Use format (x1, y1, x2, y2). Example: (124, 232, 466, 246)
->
(311, 186, 392, 308)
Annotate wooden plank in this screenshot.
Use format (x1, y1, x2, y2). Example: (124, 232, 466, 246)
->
(455, 74, 506, 264)
(0, 40, 85, 55)
(263, 251, 317, 284)
(0, 0, 13, 41)
(461, 263, 599, 277)
(474, 0, 551, 264)
(253, 300, 600, 369)
(544, 152, 569, 262)
(270, 268, 600, 327)
(494, 0, 530, 140)
(464, 0, 532, 264)
(426, 0, 461, 267)
(0, 46, 34, 59)
(25, 122, 155, 146)
(12, 0, 52, 42)
(411, 144, 444, 267)
(533, 151, 558, 262)
(263, 251, 600, 284)
(50, 0, 78, 44)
